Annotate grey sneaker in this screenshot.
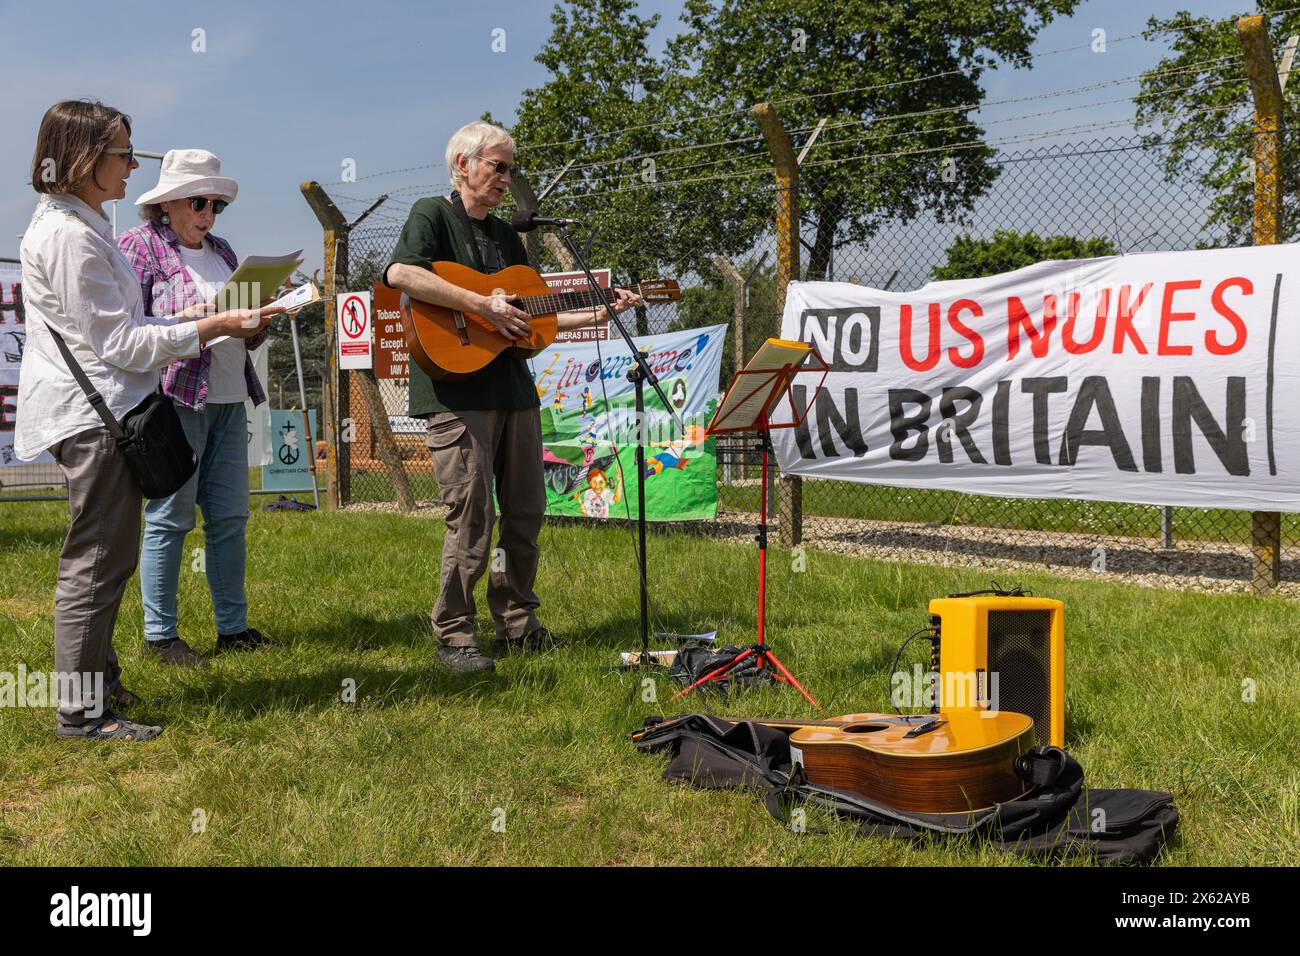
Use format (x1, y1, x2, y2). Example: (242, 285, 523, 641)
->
(144, 637, 208, 668)
(436, 644, 496, 673)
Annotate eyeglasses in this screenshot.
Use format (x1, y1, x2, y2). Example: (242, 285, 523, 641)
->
(188, 197, 228, 214)
(476, 157, 518, 177)
(103, 145, 135, 164)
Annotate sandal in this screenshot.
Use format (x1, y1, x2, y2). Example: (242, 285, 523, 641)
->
(55, 710, 162, 742)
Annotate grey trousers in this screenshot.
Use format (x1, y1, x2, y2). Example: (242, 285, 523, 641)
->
(50, 427, 138, 726)
(425, 409, 546, 647)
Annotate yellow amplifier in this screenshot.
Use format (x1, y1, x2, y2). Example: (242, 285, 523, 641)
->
(927, 593, 1065, 748)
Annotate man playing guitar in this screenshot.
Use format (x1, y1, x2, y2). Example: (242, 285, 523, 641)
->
(384, 120, 641, 672)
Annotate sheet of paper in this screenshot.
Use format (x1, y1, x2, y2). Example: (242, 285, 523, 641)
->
(269, 282, 320, 312)
(209, 250, 304, 313)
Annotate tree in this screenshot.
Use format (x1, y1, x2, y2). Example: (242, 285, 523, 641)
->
(670, 0, 1081, 280)
(510, 0, 772, 286)
(933, 229, 1117, 280)
(669, 257, 779, 382)
(1135, 4, 1300, 246)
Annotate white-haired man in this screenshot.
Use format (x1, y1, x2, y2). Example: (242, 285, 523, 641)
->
(384, 120, 641, 672)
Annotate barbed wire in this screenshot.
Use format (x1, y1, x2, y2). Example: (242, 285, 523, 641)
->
(514, 68, 1237, 192)
(518, 54, 1241, 182)
(537, 102, 1247, 205)
(318, 12, 1256, 190)
(338, 55, 1243, 209)
(511, 67, 1245, 192)
(338, 96, 1250, 226)
(810, 71, 1246, 158)
(799, 102, 1250, 171)
(513, 7, 1276, 154)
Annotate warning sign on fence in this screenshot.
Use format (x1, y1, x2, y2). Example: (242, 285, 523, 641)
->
(337, 291, 372, 369)
(371, 284, 409, 380)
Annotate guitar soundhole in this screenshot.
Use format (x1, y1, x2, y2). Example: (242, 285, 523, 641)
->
(841, 723, 891, 734)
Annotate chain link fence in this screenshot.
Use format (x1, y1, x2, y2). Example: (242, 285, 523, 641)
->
(331, 129, 1300, 590)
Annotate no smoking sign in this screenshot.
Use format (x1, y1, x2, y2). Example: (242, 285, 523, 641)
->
(336, 291, 373, 369)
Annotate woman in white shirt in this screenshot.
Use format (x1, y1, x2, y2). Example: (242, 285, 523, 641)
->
(15, 100, 282, 741)
(118, 150, 278, 668)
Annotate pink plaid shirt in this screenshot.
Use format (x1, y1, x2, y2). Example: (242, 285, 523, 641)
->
(117, 221, 268, 410)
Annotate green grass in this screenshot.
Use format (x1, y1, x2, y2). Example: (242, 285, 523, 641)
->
(1, 502, 1297, 865)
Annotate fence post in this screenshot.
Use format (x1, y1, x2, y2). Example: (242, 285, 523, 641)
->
(753, 102, 803, 547)
(712, 254, 747, 376)
(713, 254, 747, 484)
(303, 184, 419, 512)
(509, 172, 576, 270)
(300, 181, 346, 509)
(1238, 15, 1284, 592)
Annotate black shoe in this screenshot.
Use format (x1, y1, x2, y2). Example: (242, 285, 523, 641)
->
(503, 626, 562, 653)
(216, 627, 280, 654)
(109, 686, 139, 710)
(437, 644, 496, 673)
(144, 637, 208, 668)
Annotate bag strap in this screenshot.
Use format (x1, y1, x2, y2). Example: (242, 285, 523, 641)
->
(44, 324, 129, 444)
(448, 192, 500, 273)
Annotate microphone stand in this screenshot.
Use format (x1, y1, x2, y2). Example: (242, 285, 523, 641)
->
(553, 225, 684, 662)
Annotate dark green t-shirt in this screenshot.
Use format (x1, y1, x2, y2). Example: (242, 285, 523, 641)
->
(384, 195, 540, 416)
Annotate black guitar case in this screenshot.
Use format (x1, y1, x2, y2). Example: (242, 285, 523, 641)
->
(633, 714, 1180, 865)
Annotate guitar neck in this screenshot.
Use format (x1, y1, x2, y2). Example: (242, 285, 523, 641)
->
(519, 285, 638, 318)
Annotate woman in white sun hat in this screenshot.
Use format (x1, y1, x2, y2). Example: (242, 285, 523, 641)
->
(118, 148, 279, 669)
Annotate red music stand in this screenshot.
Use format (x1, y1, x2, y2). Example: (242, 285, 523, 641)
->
(671, 339, 829, 707)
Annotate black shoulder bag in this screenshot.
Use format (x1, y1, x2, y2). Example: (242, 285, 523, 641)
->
(46, 325, 197, 499)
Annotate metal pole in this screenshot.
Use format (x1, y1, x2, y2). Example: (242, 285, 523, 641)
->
(289, 315, 320, 509)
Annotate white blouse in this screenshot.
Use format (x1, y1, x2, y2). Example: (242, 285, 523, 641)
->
(14, 193, 202, 460)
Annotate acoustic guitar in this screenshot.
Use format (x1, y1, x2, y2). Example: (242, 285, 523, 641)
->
(398, 261, 681, 381)
(639, 710, 1037, 814)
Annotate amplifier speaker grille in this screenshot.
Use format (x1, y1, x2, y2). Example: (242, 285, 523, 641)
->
(986, 609, 1052, 745)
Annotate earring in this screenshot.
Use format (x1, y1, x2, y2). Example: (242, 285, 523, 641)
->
(160, 212, 170, 225)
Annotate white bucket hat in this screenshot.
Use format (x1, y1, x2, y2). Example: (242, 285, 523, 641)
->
(135, 148, 239, 206)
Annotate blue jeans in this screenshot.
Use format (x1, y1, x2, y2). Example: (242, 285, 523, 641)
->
(141, 402, 250, 642)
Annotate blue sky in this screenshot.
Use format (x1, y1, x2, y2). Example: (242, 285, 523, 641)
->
(0, 0, 1253, 270)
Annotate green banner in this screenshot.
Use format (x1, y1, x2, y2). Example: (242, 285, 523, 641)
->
(529, 324, 726, 521)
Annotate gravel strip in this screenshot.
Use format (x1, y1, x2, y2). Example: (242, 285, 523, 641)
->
(340, 500, 1300, 598)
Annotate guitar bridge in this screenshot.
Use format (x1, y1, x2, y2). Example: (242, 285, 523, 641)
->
(451, 310, 470, 346)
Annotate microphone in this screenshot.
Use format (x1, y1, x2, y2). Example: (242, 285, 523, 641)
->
(511, 209, 582, 233)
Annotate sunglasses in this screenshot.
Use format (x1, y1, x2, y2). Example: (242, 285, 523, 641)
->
(188, 197, 228, 214)
(103, 145, 135, 164)
(477, 157, 518, 177)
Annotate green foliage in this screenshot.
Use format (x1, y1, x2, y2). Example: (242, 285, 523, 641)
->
(933, 229, 1118, 280)
(264, 269, 327, 412)
(511, 0, 1078, 286)
(511, 0, 758, 281)
(669, 0, 1081, 278)
(669, 257, 780, 381)
(1135, 3, 1300, 244)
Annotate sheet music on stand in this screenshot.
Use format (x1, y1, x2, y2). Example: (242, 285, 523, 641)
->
(708, 338, 828, 434)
